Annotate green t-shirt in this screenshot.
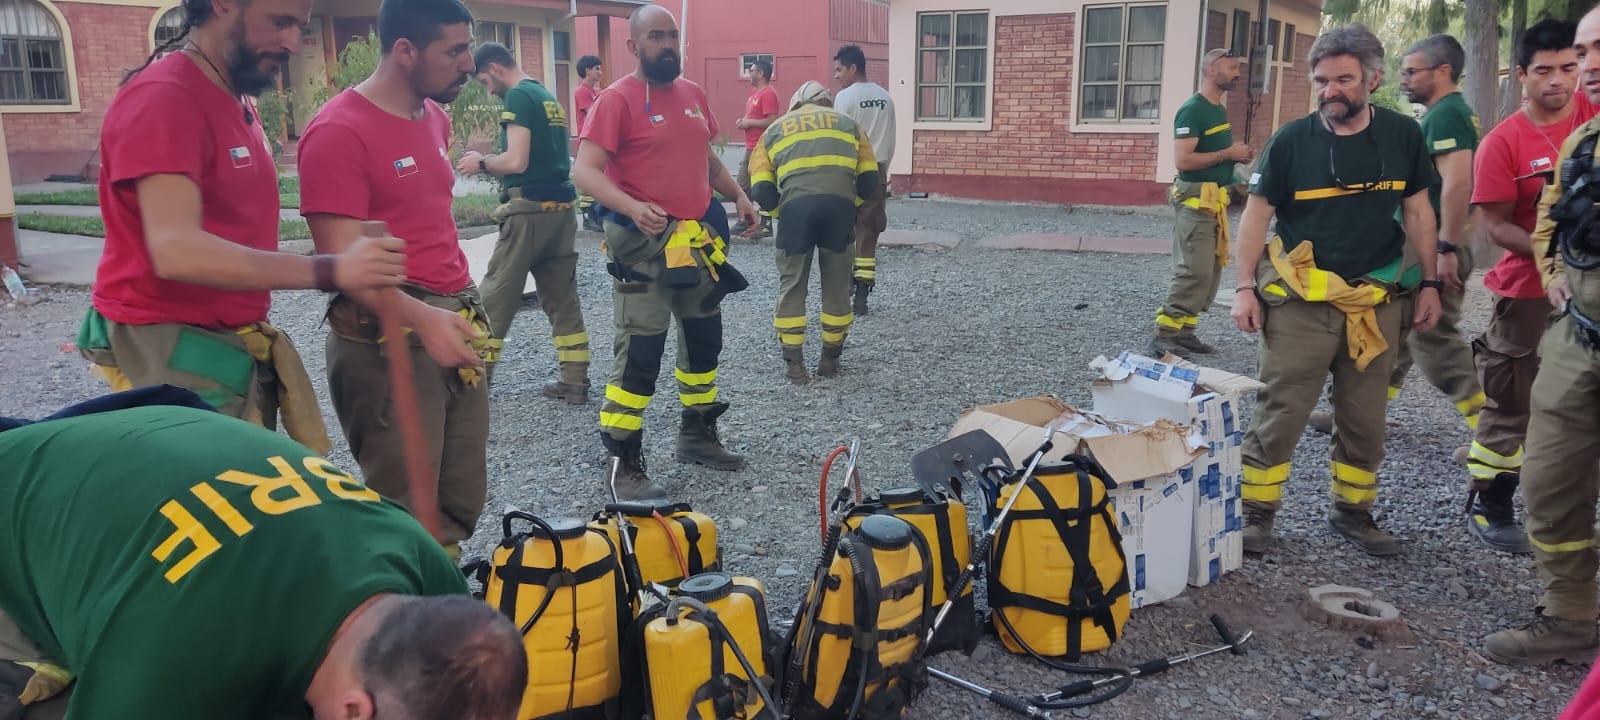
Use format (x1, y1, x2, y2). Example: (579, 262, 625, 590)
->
(0, 406, 468, 720)
(501, 79, 573, 195)
(1418, 91, 1480, 220)
(1249, 106, 1438, 281)
(1174, 94, 1236, 184)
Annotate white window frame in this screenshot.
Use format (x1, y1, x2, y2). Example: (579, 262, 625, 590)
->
(151, 6, 183, 52)
(1078, 2, 1167, 125)
(738, 53, 774, 79)
(475, 21, 516, 60)
(913, 10, 989, 123)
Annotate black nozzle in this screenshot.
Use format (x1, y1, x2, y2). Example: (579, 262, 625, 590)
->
(1210, 614, 1247, 656)
(603, 502, 659, 516)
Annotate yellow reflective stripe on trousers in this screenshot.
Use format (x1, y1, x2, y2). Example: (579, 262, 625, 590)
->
(675, 367, 717, 386)
(1469, 441, 1523, 470)
(822, 331, 847, 343)
(1530, 533, 1597, 554)
(1331, 461, 1378, 505)
(775, 155, 859, 181)
(554, 331, 589, 347)
(779, 333, 806, 346)
(1155, 311, 1186, 330)
(1456, 392, 1487, 416)
(680, 389, 719, 405)
(769, 128, 858, 157)
(820, 312, 854, 327)
(774, 316, 807, 329)
(1303, 269, 1331, 301)
(604, 384, 652, 409)
(1242, 463, 1290, 503)
(1387, 386, 1401, 401)
(599, 412, 644, 431)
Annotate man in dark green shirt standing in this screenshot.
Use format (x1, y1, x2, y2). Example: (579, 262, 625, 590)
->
(1152, 48, 1254, 358)
(0, 388, 526, 720)
(1308, 34, 1487, 463)
(1231, 23, 1443, 558)
(460, 42, 592, 404)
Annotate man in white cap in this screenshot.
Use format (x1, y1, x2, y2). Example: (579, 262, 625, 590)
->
(746, 80, 881, 383)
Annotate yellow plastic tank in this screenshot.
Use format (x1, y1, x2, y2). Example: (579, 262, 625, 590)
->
(485, 514, 627, 720)
(989, 463, 1131, 659)
(873, 486, 976, 654)
(590, 498, 720, 591)
(643, 572, 773, 719)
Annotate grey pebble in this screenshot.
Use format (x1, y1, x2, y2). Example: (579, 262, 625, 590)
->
(1177, 696, 1193, 710)
(1070, 709, 1091, 719)
(1476, 673, 1503, 693)
(775, 563, 798, 578)
(1368, 677, 1389, 691)
(750, 485, 768, 492)
(1242, 710, 1260, 720)
(1366, 662, 1380, 679)
(728, 518, 750, 531)
(1283, 696, 1301, 707)
(729, 544, 755, 555)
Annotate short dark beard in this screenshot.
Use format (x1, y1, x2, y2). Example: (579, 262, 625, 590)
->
(640, 49, 681, 83)
(225, 15, 287, 96)
(1320, 97, 1367, 123)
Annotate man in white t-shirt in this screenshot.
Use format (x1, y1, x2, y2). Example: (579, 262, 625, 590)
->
(834, 44, 896, 316)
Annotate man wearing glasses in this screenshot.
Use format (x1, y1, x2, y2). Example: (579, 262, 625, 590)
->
(1232, 23, 1442, 557)
(1151, 47, 1253, 359)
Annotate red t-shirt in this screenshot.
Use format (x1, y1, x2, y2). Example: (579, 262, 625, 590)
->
(92, 52, 280, 330)
(743, 85, 780, 149)
(1563, 660, 1600, 720)
(575, 83, 600, 137)
(580, 75, 718, 221)
(1474, 95, 1600, 298)
(297, 91, 470, 296)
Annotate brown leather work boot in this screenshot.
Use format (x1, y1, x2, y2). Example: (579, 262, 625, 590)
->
(543, 379, 590, 405)
(782, 347, 809, 385)
(816, 344, 843, 378)
(1329, 506, 1401, 556)
(1174, 332, 1217, 355)
(676, 402, 747, 471)
(1484, 608, 1599, 666)
(1242, 505, 1277, 554)
(852, 280, 872, 316)
(602, 432, 668, 500)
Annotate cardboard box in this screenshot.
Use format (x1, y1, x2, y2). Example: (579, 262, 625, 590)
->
(1090, 353, 1265, 588)
(947, 395, 1205, 608)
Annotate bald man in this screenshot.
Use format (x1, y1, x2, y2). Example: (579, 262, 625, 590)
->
(574, 6, 759, 500)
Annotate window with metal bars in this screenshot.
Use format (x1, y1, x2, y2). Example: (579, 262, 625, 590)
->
(0, 0, 66, 105)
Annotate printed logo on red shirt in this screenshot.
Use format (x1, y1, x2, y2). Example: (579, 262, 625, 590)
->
(394, 156, 418, 177)
(228, 146, 252, 169)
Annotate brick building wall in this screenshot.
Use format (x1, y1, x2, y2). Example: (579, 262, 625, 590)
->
(1278, 32, 1315, 129)
(5, 2, 158, 182)
(901, 13, 1164, 205)
(520, 29, 543, 80)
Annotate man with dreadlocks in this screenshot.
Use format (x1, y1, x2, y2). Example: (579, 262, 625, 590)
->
(75, 0, 408, 457)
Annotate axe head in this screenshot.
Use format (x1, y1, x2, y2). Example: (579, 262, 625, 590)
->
(910, 430, 1013, 504)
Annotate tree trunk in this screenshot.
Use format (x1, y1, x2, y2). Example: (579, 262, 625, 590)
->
(1501, 0, 1527, 121)
(1465, 0, 1501, 127)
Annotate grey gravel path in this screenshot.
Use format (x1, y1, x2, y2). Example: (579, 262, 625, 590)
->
(0, 196, 1585, 719)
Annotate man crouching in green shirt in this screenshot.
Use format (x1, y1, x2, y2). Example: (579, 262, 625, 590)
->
(0, 388, 526, 720)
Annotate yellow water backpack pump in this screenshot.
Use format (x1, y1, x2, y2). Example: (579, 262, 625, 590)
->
(984, 455, 1131, 662)
(484, 512, 630, 720)
(621, 572, 779, 720)
(779, 514, 933, 720)
(846, 486, 979, 656)
(590, 498, 721, 592)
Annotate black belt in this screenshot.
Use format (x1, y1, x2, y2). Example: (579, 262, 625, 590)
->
(499, 183, 577, 204)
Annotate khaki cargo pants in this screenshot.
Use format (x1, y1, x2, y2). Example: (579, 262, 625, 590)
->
(1467, 295, 1554, 486)
(79, 318, 281, 428)
(1241, 294, 1407, 512)
(598, 223, 725, 442)
(1520, 314, 1600, 623)
(481, 198, 590, 387)
(324, 288, 492, 546)
(0, 609, 67, 719)
(774, 196, 857, 351)
(1157, 186, 1223, 337)
(1389, 243, 1484, 427)
(853, 181, 888, 286)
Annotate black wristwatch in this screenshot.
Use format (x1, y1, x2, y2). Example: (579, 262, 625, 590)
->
(1420, 279, 1445, 292)
(479, 157, 489, 174)
(1437, 240, 1458, 254)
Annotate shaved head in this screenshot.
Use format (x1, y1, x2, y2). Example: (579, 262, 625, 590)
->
(1578, 4, 1600, 104)
(629, 4, 675, 39)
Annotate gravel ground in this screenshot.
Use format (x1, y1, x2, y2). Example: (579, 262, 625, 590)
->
(0, 196, 1587, 719)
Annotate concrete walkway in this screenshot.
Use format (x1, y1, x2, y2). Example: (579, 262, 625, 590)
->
(16, 230, 103, 286)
